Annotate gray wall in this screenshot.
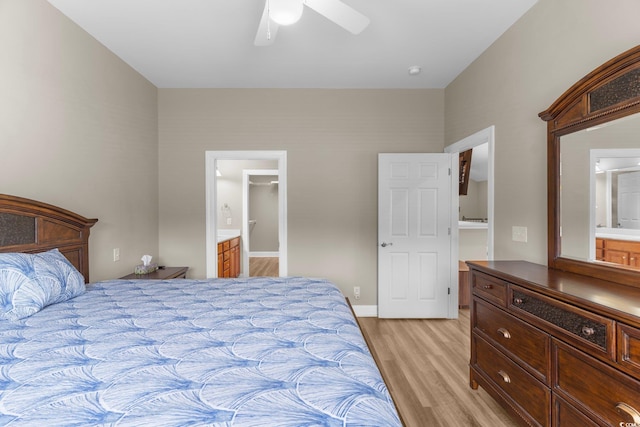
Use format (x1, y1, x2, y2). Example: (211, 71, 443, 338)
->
(249, 175, 279, 253)
(216, 159, 277, 232)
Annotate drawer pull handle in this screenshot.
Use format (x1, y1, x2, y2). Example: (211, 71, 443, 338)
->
(497, 370, 511, 383)
(616, 402, 640, 423)
(483, 284, 493, 290)
(497, 328, 511, 339)
(581, 326, 595, 337)
(514, 298, 524, 305)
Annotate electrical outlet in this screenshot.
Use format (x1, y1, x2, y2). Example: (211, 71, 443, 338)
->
(353, 286, 360, 300)
(512, 226, 528, 243)
(113, 248, 120, 262)
(227, 218, 232, 225)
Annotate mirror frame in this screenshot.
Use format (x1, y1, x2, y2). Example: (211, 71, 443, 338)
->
(540, 45, 640, 287)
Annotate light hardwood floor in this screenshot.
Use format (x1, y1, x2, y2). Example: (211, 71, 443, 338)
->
(249, 257, 279, 277)
(358, 310, 518, 427)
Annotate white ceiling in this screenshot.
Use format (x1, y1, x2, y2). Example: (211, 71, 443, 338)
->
(47, 0, 537, 89)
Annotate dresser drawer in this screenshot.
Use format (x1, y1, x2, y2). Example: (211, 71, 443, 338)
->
(472, 271, 509, 307)
(553, 340, 640, 426)
(473, 297, 551, 384)
(617, 322, 640, 378)
(552, 395, 602, 427)
(509, 286, 615, 361)
(474, 335, 550, 426)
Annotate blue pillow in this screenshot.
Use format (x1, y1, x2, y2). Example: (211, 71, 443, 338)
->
(0, 249, 86, 321)
(33, 249, 86, 303)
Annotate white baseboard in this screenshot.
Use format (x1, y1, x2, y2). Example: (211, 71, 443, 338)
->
(352, 305, 378, 317)
(249, 252, 279, 257)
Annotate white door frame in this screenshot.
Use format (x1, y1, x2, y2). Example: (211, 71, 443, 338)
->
(242, 169, 279, 276)
(444, 125, 495, 260)
(205, 151, 287, 278)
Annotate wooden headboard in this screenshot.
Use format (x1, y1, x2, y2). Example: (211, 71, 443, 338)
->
(0, 195, 98, 282)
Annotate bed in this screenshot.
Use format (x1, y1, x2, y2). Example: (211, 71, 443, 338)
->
(0, 194, 402, 426)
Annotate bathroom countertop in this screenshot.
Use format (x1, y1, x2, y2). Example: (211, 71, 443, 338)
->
(217, 229, 240, 243)
(459, 220, 488, 230)
(596, 227, 640, 242)
(595, 232, 640, 242)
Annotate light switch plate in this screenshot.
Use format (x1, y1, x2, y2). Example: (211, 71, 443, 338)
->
(512, 226, 528, 242)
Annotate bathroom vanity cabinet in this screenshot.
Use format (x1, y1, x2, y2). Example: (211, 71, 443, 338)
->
(217, 236, 240, 278)
(596, 238, 640, 268)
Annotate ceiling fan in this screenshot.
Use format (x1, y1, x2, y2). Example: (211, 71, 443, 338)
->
(254, 0, 370, 46)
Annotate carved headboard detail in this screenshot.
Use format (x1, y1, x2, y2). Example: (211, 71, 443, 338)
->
(0, 195, 98, 282)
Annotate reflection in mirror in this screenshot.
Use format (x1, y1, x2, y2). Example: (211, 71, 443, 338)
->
(560, 113, 640, 267)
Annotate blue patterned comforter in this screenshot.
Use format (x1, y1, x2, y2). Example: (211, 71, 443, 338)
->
(0, 277, 401, 426)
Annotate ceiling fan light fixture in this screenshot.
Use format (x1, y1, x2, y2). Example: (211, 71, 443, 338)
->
(269, 0, 304, 26)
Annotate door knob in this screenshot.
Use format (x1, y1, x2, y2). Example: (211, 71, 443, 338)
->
(380, 242, 393, 247)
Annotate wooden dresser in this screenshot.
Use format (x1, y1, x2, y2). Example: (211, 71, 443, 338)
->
(468, 260, 640, 427)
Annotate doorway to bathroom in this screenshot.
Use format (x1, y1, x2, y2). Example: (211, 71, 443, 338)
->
(445, 126, 494, 261)
(445, 126, 494, 308)
(205, 151, 287, 278)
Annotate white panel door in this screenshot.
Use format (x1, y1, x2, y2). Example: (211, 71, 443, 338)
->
(378, 153, 454, 318)
(618, 171, 640, 229)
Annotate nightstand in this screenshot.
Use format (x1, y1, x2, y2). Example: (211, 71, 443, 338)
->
(119, 266, 188, 280)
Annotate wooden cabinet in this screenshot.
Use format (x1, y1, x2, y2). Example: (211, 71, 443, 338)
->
(458, 261, 470, 308)
(217, 236, 240, 278)
(598, 238, 640, 267)
(468, 261, 640, 427)
(595, 238, 604, 262)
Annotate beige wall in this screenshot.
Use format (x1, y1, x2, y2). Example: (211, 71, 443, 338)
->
(159, 89, 444, 304)
(459, 179, 488, 220)
(6, 0, 640, 307)
(459, 229, 488, 260)
(445, 0, 640, 265)
(0, 0, 159, 281)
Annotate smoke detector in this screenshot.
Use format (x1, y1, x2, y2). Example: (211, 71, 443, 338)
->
(408, 65, 422, 76)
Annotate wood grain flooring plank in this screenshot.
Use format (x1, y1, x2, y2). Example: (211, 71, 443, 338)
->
(358, 311, 518, 427)
(249, 257, 279, 276)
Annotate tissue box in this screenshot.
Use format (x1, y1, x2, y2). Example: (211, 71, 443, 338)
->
(134, 263, 158, 275)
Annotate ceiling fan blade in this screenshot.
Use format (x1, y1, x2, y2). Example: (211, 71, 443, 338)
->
(304, 0, 370, 34)
(254, 1, 279, 46)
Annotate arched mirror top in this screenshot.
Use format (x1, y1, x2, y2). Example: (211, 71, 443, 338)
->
(540, 45, 640, 288)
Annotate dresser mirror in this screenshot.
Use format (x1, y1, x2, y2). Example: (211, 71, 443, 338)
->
(560, 117, 640, 263)
(540, 45, 640, 287)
